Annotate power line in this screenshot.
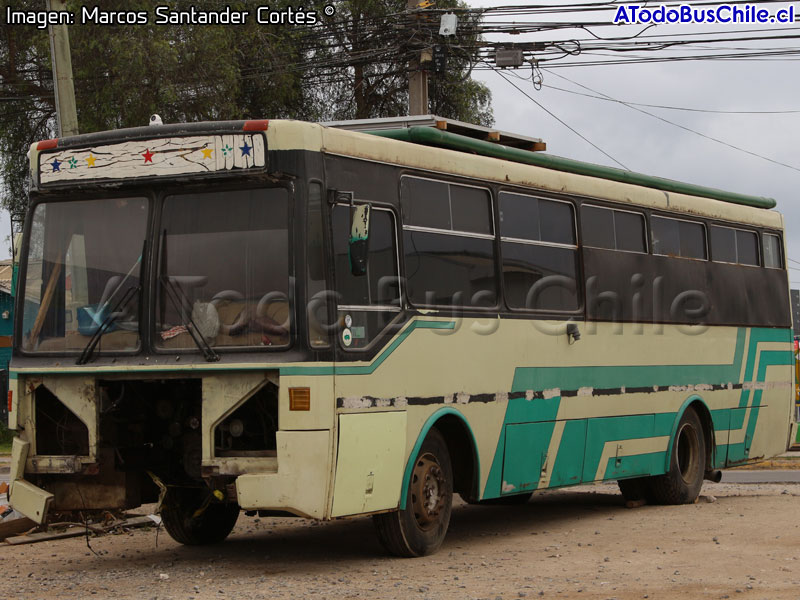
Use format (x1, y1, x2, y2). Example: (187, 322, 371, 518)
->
(490, 65, 630, 170)
(540, 82, 800, 114)
(544, 69, 800, 174)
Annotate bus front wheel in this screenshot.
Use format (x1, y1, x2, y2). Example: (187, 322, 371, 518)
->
(161, 488, 240, 545)
(373, 428, 453, 557)
(650, 407, 706, 504)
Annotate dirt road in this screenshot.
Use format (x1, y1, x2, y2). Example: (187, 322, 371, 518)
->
(1, 481, 799, 600)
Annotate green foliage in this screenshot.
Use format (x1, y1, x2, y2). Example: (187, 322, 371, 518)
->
(0, 420, 13, 452)
(0, 0, 493, 224)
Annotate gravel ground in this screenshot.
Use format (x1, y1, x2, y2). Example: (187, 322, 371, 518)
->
(2, 481, 800, 600)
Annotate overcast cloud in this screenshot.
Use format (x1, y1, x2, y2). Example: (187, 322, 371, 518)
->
(470, 0, 800, 287)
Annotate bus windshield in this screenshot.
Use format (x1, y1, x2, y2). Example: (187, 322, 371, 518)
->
(20, 197, 148, 353)
(155, 187, 291, 350)
(19, 186, 292, 355)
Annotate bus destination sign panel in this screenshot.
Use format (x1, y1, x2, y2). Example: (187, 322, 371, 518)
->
(38, 133, 266, 185)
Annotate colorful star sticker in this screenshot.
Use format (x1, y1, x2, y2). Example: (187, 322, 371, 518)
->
(86, 154, 96, 167)
(221, 144, 233, 156)
(142, 149, 154, 163)
(51, 158, 61, 172)
(201, 148, 213, 159)
(68, 157, 78, 169)
(240, 141, 252, 157)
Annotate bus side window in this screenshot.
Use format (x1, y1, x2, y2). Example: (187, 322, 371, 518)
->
(709, 225, 758, 266)
(652, 216, 706, 260)
(331, 204, 400, 348)
(763, 233, 783, 269)
(499, 192, 580, 312)
(400, 176, 497, 308)
(581, 205, 646, 253)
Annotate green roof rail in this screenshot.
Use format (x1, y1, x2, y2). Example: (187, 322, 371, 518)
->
(366, 126, 776, 210)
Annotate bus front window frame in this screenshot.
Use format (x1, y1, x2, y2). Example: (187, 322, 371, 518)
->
(16, 193, 150, 357)
(153, 183, 295, 355)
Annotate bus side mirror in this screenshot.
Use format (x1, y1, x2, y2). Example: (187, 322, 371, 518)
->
(349, 203, 371, 276)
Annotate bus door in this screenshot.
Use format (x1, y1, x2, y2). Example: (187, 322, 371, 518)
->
(328, 199, 406, 517)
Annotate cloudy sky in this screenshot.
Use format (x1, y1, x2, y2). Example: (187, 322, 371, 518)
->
(470, 0, 800, 287)
(3, 1, 798, 287)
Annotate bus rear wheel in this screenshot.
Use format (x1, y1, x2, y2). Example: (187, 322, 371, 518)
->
(650, 407, 706, 505)
(373, 428, 453, 557)
(161, 488, 240, 545)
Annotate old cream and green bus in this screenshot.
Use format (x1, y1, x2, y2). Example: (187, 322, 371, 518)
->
(6, 118, 796, 556)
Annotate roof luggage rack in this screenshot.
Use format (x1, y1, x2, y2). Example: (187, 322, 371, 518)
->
(324, 115, 775, 210)
(323, 114, 546, 152)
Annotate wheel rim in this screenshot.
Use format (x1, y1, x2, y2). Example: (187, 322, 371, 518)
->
(676, 422, 701, 484)
(410, 452, 448, 531)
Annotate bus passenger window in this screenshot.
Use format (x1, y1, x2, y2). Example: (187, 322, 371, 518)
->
(736, 230, 759, 266)
(710, 225, 758, 266)
(400, 177, 497, 308)
(499, 193, 580, 312)
(452, 185, 493, 235)
(581, 205, 645, 253)
(763, 233, 783, 269)
(400, 178, 450, 230)
(652, 216, 706, 260)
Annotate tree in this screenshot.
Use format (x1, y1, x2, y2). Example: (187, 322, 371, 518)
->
(0, 0, 55, 226)
(304, 0, 493, 124)
(0, 0, 494, 224)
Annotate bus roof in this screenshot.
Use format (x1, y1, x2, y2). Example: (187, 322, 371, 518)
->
(29, 119, 782, 229)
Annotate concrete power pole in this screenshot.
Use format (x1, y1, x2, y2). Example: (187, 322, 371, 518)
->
(46, 0, 79, 137)
(407, 0, 428, 116)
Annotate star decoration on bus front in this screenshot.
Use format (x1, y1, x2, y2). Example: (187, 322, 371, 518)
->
(86, 154, 96, 167)
(51, 158, 61, 172)
(202, 148, 213, 159)
(142, 149, 154, 163)
(240, 141, 252, 157)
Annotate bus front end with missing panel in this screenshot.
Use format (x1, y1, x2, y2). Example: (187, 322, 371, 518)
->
(7, 370, 333, 526)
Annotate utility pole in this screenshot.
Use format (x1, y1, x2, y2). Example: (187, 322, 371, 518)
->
(46, 0, 79, 137)
(407, 0, 428, 116)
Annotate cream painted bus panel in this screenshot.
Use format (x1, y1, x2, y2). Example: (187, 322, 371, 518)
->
(236, 429, 331, 519)
(331, 412, 406, 517)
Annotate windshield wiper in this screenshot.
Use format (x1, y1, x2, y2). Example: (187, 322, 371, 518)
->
(77, 285, 139, 365)
(160, 276, 220, 362)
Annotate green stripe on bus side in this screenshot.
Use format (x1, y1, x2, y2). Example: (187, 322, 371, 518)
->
(10, 319, 455, 379)
(280, 319, 455, 377)
(738, 328, 793, 408)
(602, 451, 664, 481)
(737, 349, 795, 461)
(511, 327, 747, 393)
(484, 327, 792, 499)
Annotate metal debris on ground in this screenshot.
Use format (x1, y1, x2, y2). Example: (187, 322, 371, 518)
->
(1, 513, 159, 545)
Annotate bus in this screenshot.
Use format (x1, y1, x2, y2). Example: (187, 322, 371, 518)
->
(6, 117, 796, 556)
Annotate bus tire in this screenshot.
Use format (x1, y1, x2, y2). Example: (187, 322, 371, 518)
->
(617, 477, 653, 503)
(161, 488, 240, 545)
(373, 428, 453, 557)
(649, 407, 706, 505)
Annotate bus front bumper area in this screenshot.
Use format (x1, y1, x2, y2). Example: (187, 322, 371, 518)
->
(8, 438, 54, 524)
(234, 430, 331, 519)
(7, 430, 335, 525)
(7, 371, 337, 524)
